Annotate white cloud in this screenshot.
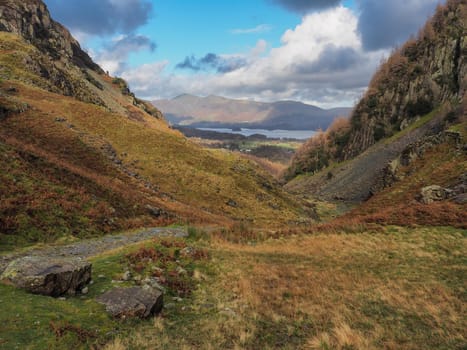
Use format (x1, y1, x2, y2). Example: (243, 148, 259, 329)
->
(121, 6, 385, 108)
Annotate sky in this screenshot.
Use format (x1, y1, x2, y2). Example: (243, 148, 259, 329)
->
(44, 0, 442, 108)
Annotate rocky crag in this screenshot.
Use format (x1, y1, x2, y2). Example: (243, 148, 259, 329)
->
(287, 0, 466, 179)
(0, 0, 163, 118)
(286, 0, 466, 204)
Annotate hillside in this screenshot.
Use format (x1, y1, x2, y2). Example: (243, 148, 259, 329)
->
(0, 0, 310, 248)
(154, 94, 350, 130)
(285, 0, 466, 213)
(0, 1, 466, 349)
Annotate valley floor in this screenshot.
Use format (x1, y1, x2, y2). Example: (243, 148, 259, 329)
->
(1, 225, 465, 349)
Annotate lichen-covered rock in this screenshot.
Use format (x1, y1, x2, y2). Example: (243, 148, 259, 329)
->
(0, 256, 91, 297)
(420, 185, 448, 204)
(96, 286, 163, 319)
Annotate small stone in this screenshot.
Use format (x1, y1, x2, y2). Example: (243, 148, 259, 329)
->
(98, 274, 105, 279)
(122, 271, 131, 281)
(172, 297, 183, 302)
(164, 303, 175, 309)
(227, 199, 238, 207)
(176, 266, 187, 275)
(81, 287, 89, 295)
(419, 185, 447, 204)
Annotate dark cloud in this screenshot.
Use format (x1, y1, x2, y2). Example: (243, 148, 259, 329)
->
(44, 0, 152, 35)
(297, 45, 361, 74)
(96, 34, 156, 74)
(176, 56, 202, 71)
(268, 0, 341, 13)
(357, 0, 439, 51)
(109, 34, 156, 57)
(176, 53, 247, 73)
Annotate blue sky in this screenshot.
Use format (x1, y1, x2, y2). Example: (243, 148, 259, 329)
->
(44, 0, 441, 108)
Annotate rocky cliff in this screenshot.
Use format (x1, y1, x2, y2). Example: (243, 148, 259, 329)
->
(0, 0, 101, 72)
(0, 0, 164, 119)
(343, 0, 465, 160)
(285, 0, 467, 201)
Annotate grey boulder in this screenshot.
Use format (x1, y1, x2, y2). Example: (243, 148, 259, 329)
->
(0, 256, 91, 297)
(419, 185, 448, 204)
(96, 286, 163, 319)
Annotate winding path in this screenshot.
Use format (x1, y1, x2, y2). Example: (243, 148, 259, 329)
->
(0, 227, 187, 274)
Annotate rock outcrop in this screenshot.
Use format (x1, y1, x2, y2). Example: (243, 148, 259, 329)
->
(419, 185, 449, 204)
(0, 256, 91, 297)
(96, 286, 164, 319)
(287, 0, 466, 180)
(0, 0, 101, 72)
(342, 0, 465, 160)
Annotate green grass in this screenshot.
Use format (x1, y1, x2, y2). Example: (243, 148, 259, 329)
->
(0, 235, 213, 349)
(0, 283, 119, 349)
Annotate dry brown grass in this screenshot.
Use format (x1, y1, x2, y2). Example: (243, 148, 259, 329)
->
(108, 225, 466, 349)
(0, 73, 307, 247)
(240, 153, 286, 179)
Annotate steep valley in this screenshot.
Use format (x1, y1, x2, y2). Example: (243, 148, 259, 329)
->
(0, 0, 465, 349)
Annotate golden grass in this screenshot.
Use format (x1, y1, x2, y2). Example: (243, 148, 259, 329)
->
(0, 30, 309, 246)
(107, 226, 466, 349)
(1, 81, 305, 227)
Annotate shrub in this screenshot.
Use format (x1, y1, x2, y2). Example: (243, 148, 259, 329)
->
(406, 98, 433, 118)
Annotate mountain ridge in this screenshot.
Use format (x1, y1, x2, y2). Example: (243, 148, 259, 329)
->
(287, 0, 465, 180)
(154, 94, 351, 130)
(285, 0, 466, 223)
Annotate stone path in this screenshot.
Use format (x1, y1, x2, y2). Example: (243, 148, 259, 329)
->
(0, 227, 187, 274)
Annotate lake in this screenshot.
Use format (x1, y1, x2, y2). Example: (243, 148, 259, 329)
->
(197, 128, 317, 140)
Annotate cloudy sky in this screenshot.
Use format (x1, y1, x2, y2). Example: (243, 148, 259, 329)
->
(44, 0, 442, 108)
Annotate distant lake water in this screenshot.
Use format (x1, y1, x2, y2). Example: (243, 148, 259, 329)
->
(197, 128, 317, 140)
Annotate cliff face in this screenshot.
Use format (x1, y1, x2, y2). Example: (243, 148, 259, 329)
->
(0, 0, 101, 72)
(0, 0, 165, 118)
(343, 0, 465, 159)
(287, 0, 466, 180)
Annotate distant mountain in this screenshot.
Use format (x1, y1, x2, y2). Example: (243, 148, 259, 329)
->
(153, 94, 351, 130)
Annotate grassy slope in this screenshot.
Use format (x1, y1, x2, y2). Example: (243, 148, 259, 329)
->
(2, 226, 464, 349)
(0, 32, 307, 248)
